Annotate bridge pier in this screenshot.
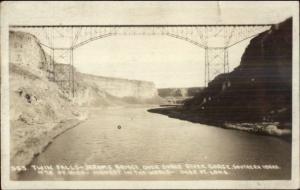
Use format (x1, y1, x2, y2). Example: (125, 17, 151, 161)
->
(49, 47, 75, 97)
(205, 48, 229, 87)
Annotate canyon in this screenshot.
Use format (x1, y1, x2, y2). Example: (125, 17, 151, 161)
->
(9, 30, 161, 169)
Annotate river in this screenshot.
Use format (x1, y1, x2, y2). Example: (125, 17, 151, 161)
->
(18, 106, 291, 180)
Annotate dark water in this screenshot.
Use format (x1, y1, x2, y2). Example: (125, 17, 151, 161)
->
(18, 106, 291, 180)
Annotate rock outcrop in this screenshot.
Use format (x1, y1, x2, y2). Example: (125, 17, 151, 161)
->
(149, 17, 292, 136)
(9, 31, 84, 170)
(9, 31, 55, 79)
(184, 17, 292, 126)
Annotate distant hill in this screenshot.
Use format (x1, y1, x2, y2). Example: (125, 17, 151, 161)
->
(157, 87, 204, 105)
(158, 87, 204, 98)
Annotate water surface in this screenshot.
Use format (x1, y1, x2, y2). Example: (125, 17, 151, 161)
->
(18, 106, 291, 180)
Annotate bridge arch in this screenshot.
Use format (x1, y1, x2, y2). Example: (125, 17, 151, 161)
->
(71, 32, 207, 50)
(10, 24, 272, 96)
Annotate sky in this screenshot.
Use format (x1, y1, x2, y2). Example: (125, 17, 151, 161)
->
(4, 1, 297, 88)
(73, 34, 251, 88)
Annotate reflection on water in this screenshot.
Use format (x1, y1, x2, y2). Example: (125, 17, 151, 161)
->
(18, 106, 291, 180)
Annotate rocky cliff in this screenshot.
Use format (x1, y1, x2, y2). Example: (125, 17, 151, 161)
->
(9, 31, 84, 170)
(9, 31, 54, 78)
(53, 64, 161, 106)
(184, 17, 292, 126)
(71, 72, 162, 106)
(77, 73, 159, 100)
(149, 18, 292, 136)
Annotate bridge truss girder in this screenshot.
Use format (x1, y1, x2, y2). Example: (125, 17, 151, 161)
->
(10, 24, 272, 96)
(205, 48, 229, 86)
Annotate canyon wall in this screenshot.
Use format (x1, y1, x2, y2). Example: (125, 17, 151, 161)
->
(78, 73, 158, 100)
(9, 31, 83, 169)
(53, 64, 161, 105)
(184, 18, 292, 126)
(9, 30, 162, 168)
(9, 31, 53, 77)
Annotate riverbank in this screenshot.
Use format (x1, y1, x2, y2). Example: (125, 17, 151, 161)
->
(9, 62, 88, 175)
(10, 115, 87, 179)
(148, 106, 291, 139)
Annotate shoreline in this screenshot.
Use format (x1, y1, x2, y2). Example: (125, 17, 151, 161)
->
(148, 106, 291, 139)
(223, 122, 291, 137)
(10, 118, 86, 180)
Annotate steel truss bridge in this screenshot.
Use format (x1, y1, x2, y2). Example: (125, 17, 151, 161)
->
(10, 24, 272, 97)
